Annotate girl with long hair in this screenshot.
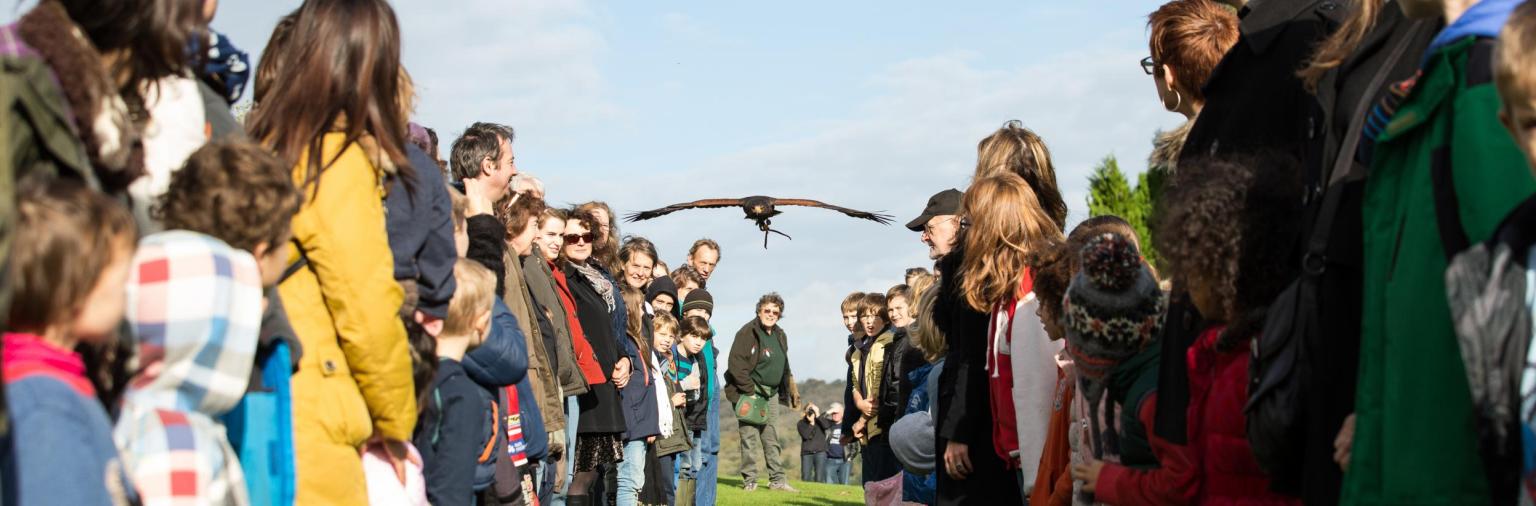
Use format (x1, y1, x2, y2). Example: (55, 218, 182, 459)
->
(973, 121, 1069, 233)
(246, 1, 418, 502)
(936, 172, 1064, 505)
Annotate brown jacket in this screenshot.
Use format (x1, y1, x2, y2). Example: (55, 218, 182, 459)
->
(503, 249, 565, 433)
(522, 251, 587, 396)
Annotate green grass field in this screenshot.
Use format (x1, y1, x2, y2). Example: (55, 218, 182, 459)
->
(714, 477, 863, 506)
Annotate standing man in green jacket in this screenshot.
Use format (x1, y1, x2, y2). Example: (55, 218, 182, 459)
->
(1350, 1, 1535, 504)
(725, 293, 802, 492)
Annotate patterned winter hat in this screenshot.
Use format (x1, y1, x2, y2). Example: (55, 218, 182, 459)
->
(1062, 233, 1164, 398)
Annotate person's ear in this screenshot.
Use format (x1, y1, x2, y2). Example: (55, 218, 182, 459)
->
(476, 310, 493, 335)
(251, 241, 271, 262)
(480, 155, 495, 178)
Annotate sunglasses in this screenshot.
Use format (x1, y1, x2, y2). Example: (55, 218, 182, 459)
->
(760, 309, 781, 316)
(564, 233, 595, 245)
(1141, 56, 1157, 75)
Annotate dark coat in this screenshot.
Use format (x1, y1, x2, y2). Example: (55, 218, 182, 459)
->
(565, 263, 627, 434)
(877, 328, 925, 435)
(798, 415, 832, 455)
(934, 244, 1024, 505)
(723, 320, 798, 408)
(1285, 7, 1439, 502)
(1156, 0, 1340, 445)
(386, 143, 457, 319)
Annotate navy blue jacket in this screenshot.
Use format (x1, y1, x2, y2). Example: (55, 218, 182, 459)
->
(414, 360, 484, 506)
(619, 328, 661, 442)
(386, 144, 457, 319)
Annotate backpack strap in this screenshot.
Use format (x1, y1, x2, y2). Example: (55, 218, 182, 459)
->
(478, 398, 500, 463)
(1306, 20, 1425, 275)
(431, 387, 443, 446)
(279, 238, 310, 284)
(1430, 41, 1493, 259)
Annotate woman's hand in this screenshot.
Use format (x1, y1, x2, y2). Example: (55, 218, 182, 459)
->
(944, 441, 972, 480)
(613, 357, 631, 388)
(1334, 413, 1356, 472)
(1070, 458, 1105, 494)
(852, 418, 866, 439)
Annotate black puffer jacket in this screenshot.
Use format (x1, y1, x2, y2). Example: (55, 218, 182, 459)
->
(876, 327, 925, 435)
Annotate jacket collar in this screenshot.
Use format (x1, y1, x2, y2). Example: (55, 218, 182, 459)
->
(1240, 0, 1343, 56)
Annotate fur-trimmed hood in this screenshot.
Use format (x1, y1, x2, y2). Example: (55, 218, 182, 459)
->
(11, 0, 144, 191)
(1148, 118, 1194, 172)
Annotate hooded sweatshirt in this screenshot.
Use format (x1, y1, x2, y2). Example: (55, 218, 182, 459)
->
(116, 231, 265, 506)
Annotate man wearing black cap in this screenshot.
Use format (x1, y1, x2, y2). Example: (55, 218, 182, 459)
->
(907, 189, 962, 262)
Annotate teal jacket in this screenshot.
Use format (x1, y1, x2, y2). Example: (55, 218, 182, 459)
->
(1350, 23, 1536, 506)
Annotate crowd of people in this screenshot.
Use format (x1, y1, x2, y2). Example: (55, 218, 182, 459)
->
(4, 0, 1536, 505)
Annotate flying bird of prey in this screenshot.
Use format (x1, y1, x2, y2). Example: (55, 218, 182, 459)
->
(624, 195, 894, 248)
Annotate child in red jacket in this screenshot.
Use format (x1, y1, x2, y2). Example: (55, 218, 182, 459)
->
(1150, 154, 1304, 505)
(1065, 233, 1195, 506)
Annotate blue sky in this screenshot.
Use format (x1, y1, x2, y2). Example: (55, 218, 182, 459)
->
(9, 0, 1185, 381)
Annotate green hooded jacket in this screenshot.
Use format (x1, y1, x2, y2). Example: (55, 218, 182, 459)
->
(1349, 36, 1536, 505)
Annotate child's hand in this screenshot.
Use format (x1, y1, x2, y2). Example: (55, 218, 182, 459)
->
(852, 418, 866, 439)
(672, 392, 686, 407)
(856, 397, 875, 417)
(1070, 458, 1105, 494)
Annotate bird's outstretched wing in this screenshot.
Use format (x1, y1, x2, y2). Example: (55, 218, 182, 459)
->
(624, 198, 744, 222)
(774, 199, 894, 225)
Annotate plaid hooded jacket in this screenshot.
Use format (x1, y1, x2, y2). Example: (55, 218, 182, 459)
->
(115, 231, 264, 506)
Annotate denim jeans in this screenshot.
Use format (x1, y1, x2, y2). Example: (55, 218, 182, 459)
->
(694, 381, 720, 505)
(616, 440, 647, 506)
(676, 432, 704, 480)
(801, 452, 826, 482)
(823, 457, 849, 484)
(553, 396, 580, 506)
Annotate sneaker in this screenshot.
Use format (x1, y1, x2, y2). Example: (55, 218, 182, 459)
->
(768, 482, 800, 493)
(742, 482, 758, 491)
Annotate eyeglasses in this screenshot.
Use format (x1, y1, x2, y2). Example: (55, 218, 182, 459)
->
(923, 216, 958, 235)
(564, 233, 595, 245)
(1141, 56, 1157, 75)
(760, 309, 781, 316)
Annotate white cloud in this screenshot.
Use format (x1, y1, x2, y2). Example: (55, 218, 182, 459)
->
(394, 0, 622, 142)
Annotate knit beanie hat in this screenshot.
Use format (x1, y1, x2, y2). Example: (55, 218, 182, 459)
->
(682, 289, 714, 315)
(646, 275, 678, 306)
(1061, 233, 1164, 403)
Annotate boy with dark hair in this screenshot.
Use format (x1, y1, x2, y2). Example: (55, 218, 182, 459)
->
(850, 293, 901, 484)
(673, 315, 715, 505)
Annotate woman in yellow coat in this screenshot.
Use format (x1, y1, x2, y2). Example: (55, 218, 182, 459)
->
(247, 1, 419, 503)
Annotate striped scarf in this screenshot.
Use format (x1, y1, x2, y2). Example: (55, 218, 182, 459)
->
(570, 261, 615, 312)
